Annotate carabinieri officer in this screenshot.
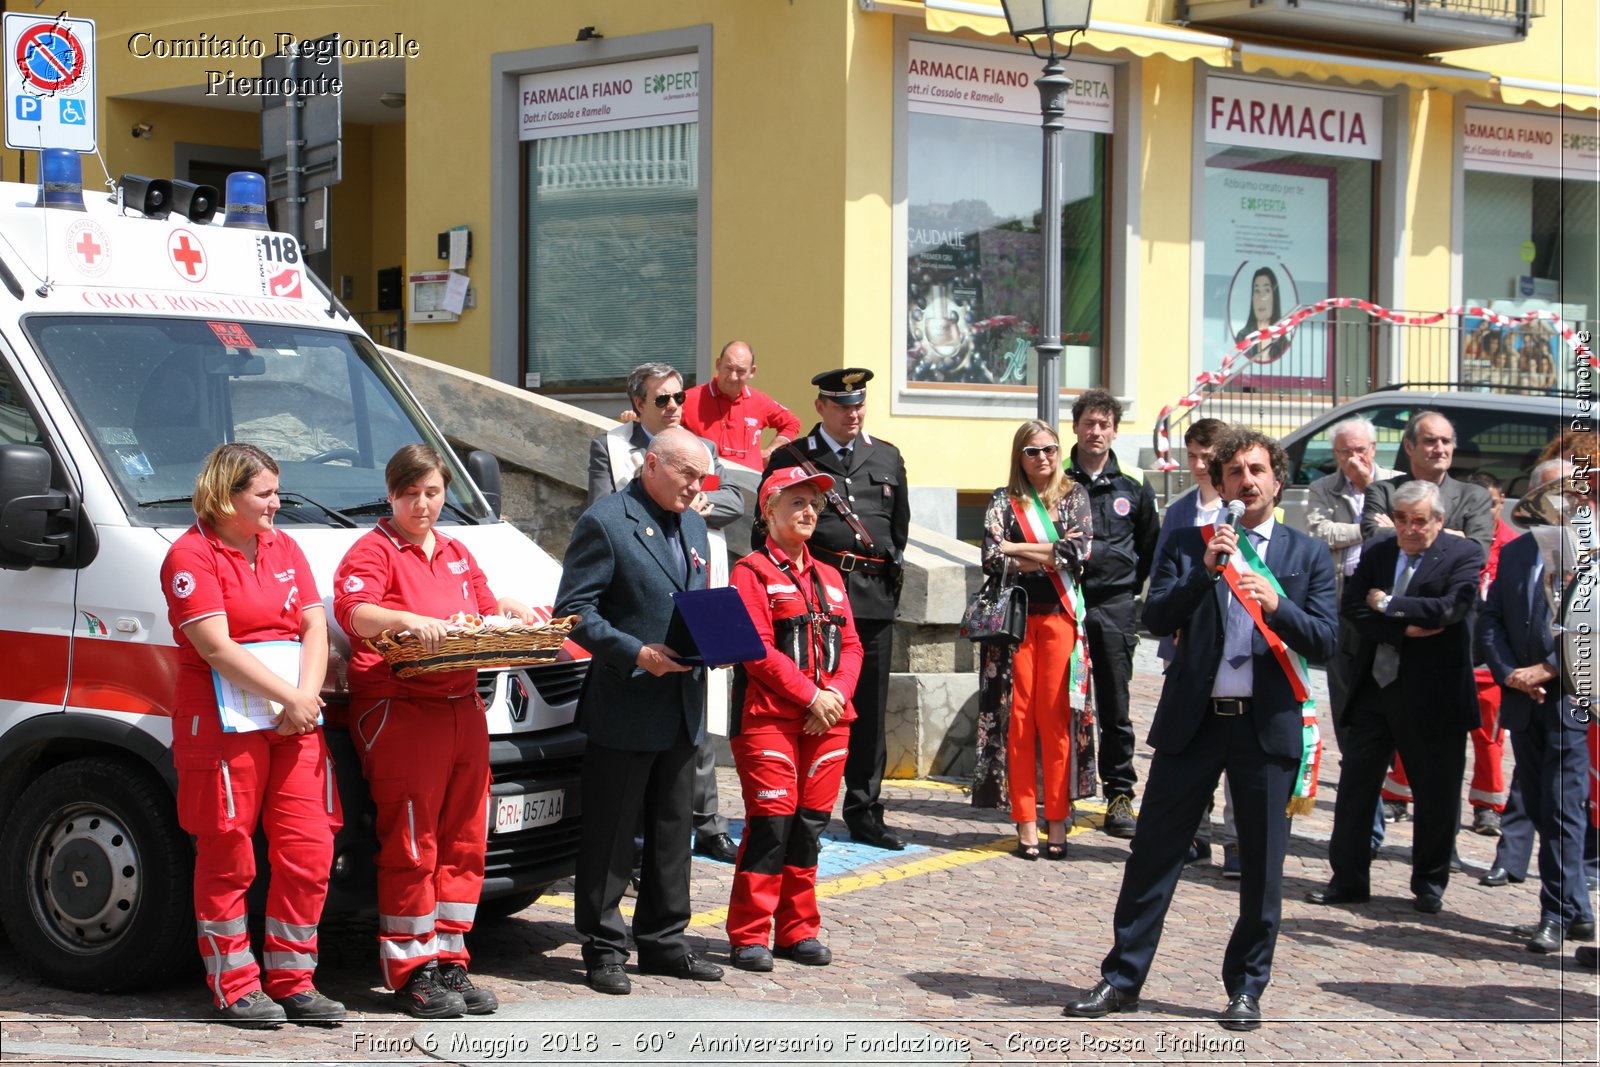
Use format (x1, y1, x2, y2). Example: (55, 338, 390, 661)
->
(758, 368, 909, 850)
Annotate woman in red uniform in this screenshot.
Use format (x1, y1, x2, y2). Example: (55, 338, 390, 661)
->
(335, 444, 536, 1019)
(725, 466, 863, 971)
(159, 443, 344, 1028)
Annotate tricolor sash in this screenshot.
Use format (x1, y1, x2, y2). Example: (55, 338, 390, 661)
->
(1201, 522, 1321, 816)
(1010, 488, 1091, 711)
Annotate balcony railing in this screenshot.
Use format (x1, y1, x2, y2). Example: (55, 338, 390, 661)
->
(1179, 0, 1541, 52)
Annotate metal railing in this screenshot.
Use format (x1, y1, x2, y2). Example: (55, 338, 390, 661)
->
(356, 311, 405, 351)
(1154, 308, 1594, 466)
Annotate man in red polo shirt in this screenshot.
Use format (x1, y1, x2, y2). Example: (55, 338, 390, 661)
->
(681, 341, 801, 473)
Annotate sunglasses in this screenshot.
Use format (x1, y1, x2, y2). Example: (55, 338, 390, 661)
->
(1021, 444, 1060, 459)
(651, 391, 687, 409)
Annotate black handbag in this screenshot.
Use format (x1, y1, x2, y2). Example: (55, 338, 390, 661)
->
(959, 561, 1027, 645)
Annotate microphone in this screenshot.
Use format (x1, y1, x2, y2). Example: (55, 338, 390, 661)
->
(1215, 499, 1247, 571)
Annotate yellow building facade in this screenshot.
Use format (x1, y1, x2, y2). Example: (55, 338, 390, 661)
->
(15, 0, 1596, 507)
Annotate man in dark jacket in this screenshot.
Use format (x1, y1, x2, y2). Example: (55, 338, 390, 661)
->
(1307, 479, 1484, 915)
(1067, 389, 1160, 836)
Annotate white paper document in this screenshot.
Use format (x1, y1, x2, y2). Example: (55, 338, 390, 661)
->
(442, 271, 470, 314)
(212, 640, 307, 733)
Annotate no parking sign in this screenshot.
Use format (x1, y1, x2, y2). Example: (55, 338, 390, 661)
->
(4, 13, 96, 153)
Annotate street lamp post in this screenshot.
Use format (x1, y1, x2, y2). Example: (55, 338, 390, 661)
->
(998, 0, 1094, 432)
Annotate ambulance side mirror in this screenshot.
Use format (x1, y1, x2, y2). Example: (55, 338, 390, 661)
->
(0, 444, 71, 569)
(466, 450, 502, 520)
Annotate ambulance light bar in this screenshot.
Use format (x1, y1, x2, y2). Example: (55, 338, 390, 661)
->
(36, 149, 85, 212)
(222, 173, 268, 231)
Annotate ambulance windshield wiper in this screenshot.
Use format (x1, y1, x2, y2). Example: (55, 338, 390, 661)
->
(343, 497, 480, 524)
(135, 496, 198, 509)
(278, 492, 357, 528)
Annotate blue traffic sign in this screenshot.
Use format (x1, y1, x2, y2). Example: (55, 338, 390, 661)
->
(14, 95, 39, 121)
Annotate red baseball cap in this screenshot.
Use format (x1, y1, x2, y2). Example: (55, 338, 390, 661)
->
(760, 466, 834, 510)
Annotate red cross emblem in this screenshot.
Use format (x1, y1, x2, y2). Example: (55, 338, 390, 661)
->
(64, 219, 110, 277)
(168, 229, 207, 282)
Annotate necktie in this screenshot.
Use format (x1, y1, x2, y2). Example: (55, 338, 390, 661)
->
(1223, 530, 1261, 669)
(837, 446, 851, 466)
(1372, 553, 1415, 687)
(661, 517, 687, 583)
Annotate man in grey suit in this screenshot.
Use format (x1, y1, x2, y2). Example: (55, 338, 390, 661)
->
(1361, 411, 1495, 554)
(588, 362, 745, 864)
(556, 428, 726, 994)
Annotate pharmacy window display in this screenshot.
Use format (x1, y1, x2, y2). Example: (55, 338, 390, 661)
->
(1460, 106, 1598, 393)
(1201, 77, 1380, 396)
(903, 40, 1111, 393)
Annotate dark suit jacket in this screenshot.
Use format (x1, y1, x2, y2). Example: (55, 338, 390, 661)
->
(555, 479, 710, 752)
(586, 423, 745, 529)
(1142, 522, 1338, 762)
(1342, 533, 1484, 732)
(1361, 473, 1495, 555)
(1478, 531, 1584, 734)
(759, 426, 909, 621)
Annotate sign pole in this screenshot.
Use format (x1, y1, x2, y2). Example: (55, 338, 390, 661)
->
(284, 45, 303, 247)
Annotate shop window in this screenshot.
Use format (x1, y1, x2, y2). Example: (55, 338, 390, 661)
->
(519, 54, 701, 391)
(1201, 77, 1380, 398)
(902, 40, 1111, 398)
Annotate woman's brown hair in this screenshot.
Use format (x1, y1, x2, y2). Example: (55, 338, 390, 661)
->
(1005, 419, 1068, 511)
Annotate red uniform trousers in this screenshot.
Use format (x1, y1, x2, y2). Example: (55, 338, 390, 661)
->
(1382, 669, 1507, 813)
(174, 716, 340, 1008)
(354, 693, 490, 990)
(1007, 611, 1079, 825)
(726, 720, 850, 949)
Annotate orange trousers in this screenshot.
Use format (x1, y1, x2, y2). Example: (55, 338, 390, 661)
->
(1008, 611, 1078, 824)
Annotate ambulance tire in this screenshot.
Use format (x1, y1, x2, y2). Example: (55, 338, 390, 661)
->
(0, 757, 194, 992)
(476, 883, 554, 923)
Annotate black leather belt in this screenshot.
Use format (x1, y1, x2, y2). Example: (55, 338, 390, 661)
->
(814, 547, 890, 576)
(1211, 698, 1251, 716)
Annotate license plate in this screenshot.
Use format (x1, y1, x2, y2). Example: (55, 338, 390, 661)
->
(492, 789, 564, 834)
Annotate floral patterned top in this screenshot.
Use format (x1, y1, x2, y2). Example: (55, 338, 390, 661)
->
(978, 484, 1093, 614)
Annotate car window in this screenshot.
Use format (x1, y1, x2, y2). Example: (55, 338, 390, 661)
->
(0, 361, 43, 446)
(1287, 406, 1410, 486)
(1442, 405, 1561, 497)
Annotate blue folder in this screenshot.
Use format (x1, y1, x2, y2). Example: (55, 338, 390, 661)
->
(666, 587, 766, 668)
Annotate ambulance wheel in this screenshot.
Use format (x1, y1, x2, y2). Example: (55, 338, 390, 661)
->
(0, 757, 194, 992)
(477, 883, 553, 922)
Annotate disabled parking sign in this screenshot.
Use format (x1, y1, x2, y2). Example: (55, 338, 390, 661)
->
(4, 13, 96, 152)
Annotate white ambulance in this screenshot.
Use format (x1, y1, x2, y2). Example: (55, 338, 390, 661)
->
(0, 152, 586, 991)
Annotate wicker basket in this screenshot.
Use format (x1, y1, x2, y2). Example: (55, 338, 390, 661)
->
(366, 615, 579, 678)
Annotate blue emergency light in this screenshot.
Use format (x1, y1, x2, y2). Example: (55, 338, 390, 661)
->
(35, 149, 85, 212)
(222, 172, 269, 231)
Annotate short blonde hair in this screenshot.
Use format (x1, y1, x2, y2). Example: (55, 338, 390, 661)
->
(192, 443, 278, 526)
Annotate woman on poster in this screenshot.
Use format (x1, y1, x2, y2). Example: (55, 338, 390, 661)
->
(970, 420, 1096, 860)
(1235, 266, 1290, 362)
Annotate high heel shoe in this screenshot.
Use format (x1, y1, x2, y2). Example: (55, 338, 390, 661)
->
(1044, 841, 1068, 861)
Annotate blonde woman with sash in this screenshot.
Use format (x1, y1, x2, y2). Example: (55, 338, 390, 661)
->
(971, 420, 1095, 859)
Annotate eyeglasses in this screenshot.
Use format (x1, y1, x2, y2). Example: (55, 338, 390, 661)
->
(1022, 444, 1060, 459)
(1333, 446, 1372, 458)
(651, 391, 687, 409)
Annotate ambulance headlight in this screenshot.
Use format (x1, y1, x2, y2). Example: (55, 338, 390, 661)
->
(35, 149, 85, 212)
(222, 172, 268, 231)
(169, 180, 219, 225)
(117, 175, 173, 219)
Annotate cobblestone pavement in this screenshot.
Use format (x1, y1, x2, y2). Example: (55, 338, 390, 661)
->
(1, 639, 1596, 1065)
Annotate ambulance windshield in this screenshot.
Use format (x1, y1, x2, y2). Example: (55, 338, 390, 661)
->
(22, 314, 490, 526)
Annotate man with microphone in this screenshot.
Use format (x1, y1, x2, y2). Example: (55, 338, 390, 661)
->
(1064, 427, 1337, 1031)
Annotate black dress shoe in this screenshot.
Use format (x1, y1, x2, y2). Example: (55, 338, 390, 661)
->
(638, 953, 724, 981)
(1569, 920, 1595, 940)
(1220, 993, 1262, 1032)
(694, 832, 739, 864)
(849, 822, 906, 850)
(1413, 893, 1444, 914)
(586, 963, 631, 995)
(1062, 979, 1139, 1018)
(1479, 866, 1517, 887)
(774, 937, 832, 966)
(1305, 884, 1370, 906)
(1527, 917, 1565, 953)
(730, 944, 774, 972)
(1576, 945, 1600, 969)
